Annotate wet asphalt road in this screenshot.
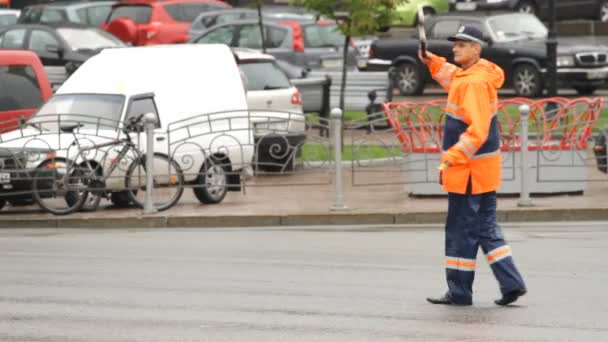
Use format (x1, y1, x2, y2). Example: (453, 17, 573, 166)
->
(0, 222, 607, 341)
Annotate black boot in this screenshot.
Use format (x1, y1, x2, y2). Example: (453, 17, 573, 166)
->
(427, 293, 472, 306)
(494, 289, 527, 306)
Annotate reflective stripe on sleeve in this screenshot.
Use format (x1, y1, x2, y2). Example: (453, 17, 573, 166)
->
(445, 257, 477, 271)
(446, 102, 459, 111)
(434, 64, 449, 81)
(460, 136, 478, 155)
(440, 66, 456, 87)
(456, 142, 473, 159)
(486, 245, 512, 264)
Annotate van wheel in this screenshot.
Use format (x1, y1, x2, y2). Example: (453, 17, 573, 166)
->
(395, 62, 424, 95)
(193, 158, 228, 204)
(110, 191, 133, 207)
(513, 64, 542, 97)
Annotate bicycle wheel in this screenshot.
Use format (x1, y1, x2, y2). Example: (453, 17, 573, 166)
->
(125, 153, 184, 212)
(33, 159, 89, 215)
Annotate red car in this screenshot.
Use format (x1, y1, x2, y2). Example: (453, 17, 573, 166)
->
(0, 50, 52, 132)
(103, 0, 230, 46)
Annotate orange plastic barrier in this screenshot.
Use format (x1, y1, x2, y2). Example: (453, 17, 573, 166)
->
(382, 97, 604, 153)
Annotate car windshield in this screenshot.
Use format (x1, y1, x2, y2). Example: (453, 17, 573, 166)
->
(239, 60, 291, 91)
(302, 23, 344, 48)
(488, 14, 548, 42)
(57, 28, 124, 50)
(31, 94, 125, 130)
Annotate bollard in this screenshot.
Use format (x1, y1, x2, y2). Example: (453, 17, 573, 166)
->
(143, 112, 158, 214)
(330, 108, 348, 211)
(517, 104, 533, 207)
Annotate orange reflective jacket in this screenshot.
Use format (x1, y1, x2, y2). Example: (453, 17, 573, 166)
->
(424, 55, 505, 195)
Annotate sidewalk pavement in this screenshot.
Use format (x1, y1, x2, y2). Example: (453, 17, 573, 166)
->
(1, 168, 607, 228)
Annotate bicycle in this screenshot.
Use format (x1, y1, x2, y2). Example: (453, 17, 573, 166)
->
(32, 114, 184, 215)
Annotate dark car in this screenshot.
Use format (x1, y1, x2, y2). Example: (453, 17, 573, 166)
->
(451, 0, 608, 22)
(0, 23, 124, 77)
(190, 19, 358, 70)
(18, 1, 116, 27)
(369, 12, 608, 97)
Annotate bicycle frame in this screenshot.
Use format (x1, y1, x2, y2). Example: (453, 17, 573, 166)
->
(70, 130, 144, 192)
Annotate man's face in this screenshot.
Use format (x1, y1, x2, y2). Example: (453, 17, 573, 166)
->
(452, 40, 480, 65)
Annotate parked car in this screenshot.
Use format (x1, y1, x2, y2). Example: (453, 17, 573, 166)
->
(275, 58, 329, 116)
(102, 0, 230, 45)
(234, 48, 305, 169)
(0, 50, 52, 210)
(391, 0, 450, 27)
(369, 12, 608, 96)
(190, 19, 357, 70)
(0, 23, 125, 80)
(451, 0, 608, 22)
(190, 8, 368, 69)
(0, 44, 253, 209)
(0, 9, 20, 27)
(0, 49, 51, 131)
(189, 8, 318, 39)
(18, 1, 115, 27)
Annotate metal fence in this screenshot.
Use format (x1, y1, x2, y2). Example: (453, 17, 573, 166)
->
(0, 98, 606, 215)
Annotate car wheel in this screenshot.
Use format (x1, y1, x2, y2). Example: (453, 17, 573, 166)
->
(599, 0, 608, 22)
(0, 199, 5, 211)
(513, 64, 542, 97)
(193, 158, 228, 204)
(574, 86, 597, 96)
(516, 0, 537, 16)
(395, 62, 424, 96)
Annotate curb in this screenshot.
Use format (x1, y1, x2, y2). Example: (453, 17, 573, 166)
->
(0, 207, 606, 229)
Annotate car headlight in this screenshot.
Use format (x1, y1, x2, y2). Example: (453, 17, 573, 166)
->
(557, 56, 575, 67)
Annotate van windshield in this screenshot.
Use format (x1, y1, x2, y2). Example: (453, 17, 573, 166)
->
(31, 94, 125, 131)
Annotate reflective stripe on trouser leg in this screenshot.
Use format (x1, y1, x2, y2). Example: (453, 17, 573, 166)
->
(477, 192, 526, 295)
(445, 192, 480, 304)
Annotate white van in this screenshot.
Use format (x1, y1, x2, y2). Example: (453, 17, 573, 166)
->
(0, 44, 254, 206)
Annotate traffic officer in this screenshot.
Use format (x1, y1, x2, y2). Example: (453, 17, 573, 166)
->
(419, 25, 527, 306)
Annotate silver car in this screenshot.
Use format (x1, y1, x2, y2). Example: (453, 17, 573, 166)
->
(190, 18, 358, 70)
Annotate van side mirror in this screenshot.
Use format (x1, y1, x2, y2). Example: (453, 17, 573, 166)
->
(46, 44, 63, 57)
(483, 36, 493, 46)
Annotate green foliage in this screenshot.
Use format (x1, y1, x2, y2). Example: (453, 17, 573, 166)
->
(290, 0, 407, 36)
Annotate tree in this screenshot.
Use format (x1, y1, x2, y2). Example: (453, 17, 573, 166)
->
(290, 0, 405, 113)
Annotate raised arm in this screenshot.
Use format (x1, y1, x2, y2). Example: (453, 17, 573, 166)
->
(419, 51, 462, 92)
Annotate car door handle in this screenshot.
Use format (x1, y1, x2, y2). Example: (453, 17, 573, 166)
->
(156, 136, 165, 142)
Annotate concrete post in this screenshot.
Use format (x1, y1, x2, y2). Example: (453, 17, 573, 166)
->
(518, 104, 533, 207)
(330, 108, 348, 211)
(143, 112, 158, 214)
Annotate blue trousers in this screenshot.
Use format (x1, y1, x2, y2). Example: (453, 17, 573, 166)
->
(445, 191, 526, 304)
